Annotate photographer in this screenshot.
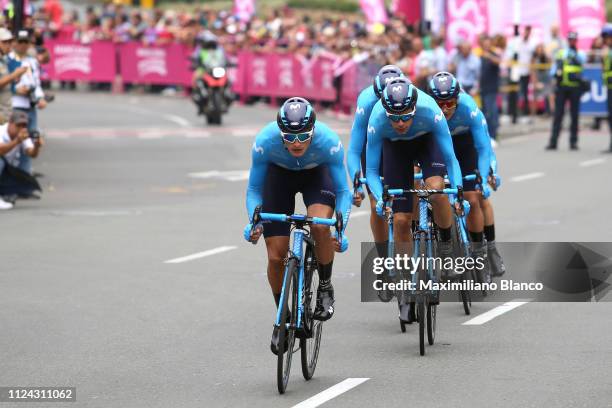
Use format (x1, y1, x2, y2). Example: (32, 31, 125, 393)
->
(0, 111, 43, 209)
(8, 30, 47, 134)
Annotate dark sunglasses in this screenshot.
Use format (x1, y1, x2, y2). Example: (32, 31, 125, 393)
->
(385, 106, 416, 122)
(281, 128, 314, 143)
(437, 99, 457, 110)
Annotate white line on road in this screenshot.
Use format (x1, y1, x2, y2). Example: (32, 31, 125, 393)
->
(463, 301, 530, 325)
(164, 246, 237, 264)
(510, 172, 545, 182)
(292, 378, 370, 408)
(188, 170, 249, 181)
(163, 114, 192, 128)
(579, 158, 606, 167)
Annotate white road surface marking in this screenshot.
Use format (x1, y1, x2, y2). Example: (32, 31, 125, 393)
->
(188, 170, 249, 181)
(510, 172, 545, 182)
(463, 301, 530, 325)
(163, 114, 192, 128)
(579, 158, 606, 167)
(231, 128, 255, 137)
(164, 246, 237, 264)
(292, 378, 370, 408)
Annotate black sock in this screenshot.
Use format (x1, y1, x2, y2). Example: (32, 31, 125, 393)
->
(375, 241, 389, 258)
(484, 225, 495, 242)
(439, 227, 451, 242)
(273, 293, 281, 307)
(318, 261, 333, 287)
(469, 231, 484, 243)
(411, 220, 417, 231)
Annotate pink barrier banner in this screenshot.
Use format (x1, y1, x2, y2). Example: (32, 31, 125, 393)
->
(360, 0, 388, 25)
(238, 52, 336, 102)
(119, 43, 192, 86)
(391, 0, 421, 24)
(44, 40, 116, 82)
(446, 0, 489, 49)
(558, 0, 605, 50)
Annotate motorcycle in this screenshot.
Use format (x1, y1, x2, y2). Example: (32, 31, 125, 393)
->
(192, 63, 234, 126)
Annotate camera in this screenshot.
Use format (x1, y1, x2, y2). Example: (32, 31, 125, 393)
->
(29, 130, 40, 140)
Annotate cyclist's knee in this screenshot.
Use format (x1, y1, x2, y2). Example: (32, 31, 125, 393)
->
(425, 176, 444, 190)
(394, 213, 412, 231)
(465, 192, 481, 210)
(310, 224, 331, 239)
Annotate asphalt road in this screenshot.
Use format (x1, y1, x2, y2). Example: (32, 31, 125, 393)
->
(1, 92, 611, 408)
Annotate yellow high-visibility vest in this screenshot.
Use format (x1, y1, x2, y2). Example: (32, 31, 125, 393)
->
(555, 49, 583, 88)
(604, 51, 612, 89)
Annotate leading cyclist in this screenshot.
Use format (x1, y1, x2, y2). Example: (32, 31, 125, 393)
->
(243, 97, 351, 354)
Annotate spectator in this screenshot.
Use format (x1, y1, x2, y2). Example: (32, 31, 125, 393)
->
(42, 0, 63, 37)
(0, 29, 26, 124)
(127, 11, 146, 41)
(546, 24, 565, 59)
(505, 25, 536, 123)
(480, 35, 502, 140)
(8, 30, 46, 135)
(531, 44, 553, 115)
(431, 35, 448, 72)
(411, 37, 434, 89)
(0, 111, 42, 208)
(449, 40, 481, 95)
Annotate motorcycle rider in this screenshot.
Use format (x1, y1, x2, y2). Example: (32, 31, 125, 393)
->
(191, 31, 231, 116)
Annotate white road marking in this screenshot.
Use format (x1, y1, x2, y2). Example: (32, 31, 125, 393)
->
(188, 170, 249, 181)
(351, 210, 370, 218)
(292, 378, 370, 408)
(164, 246, 237, 264)
(163, 114, 192, 128)
(510, 172, 545, 182)
(503, 135, 530, 144)
(579, 158, 606, 167)
(231, 128, 255, 137)
(463, 301, 530, 325)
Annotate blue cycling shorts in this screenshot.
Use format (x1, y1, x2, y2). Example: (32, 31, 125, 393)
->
(262, 164, 336, 237)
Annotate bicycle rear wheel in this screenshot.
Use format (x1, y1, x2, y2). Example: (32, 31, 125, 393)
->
(277, 259, 298, 394)
(454, 218, 471, 315)
(418, 301, 426, 356)
(301, 244, 322, 380)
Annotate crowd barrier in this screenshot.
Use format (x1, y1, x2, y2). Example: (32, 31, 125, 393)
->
(42, 41, 608, 115)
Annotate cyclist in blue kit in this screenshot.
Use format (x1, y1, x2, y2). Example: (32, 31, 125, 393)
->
(428, 71, 505, 280)
(365, 77, 464, 319)
(347, 65, 404, 262)
(243, 97, 351, 354)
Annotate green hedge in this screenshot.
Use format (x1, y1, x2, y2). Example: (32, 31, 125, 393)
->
(287, 0, 359, 13)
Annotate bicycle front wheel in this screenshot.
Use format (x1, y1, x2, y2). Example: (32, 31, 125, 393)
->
(277, 258, 298, 394)
(427, 303, 436, 345)
(301, 244, 322, 380)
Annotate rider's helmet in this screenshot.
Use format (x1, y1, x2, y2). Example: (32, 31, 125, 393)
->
(427, 71, 461, 101)
(373, 65, 404, 98)
(381, 77, 418, 114)
(277, 97, 316, 134)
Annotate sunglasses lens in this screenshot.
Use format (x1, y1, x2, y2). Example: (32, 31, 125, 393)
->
(297, 133, 310, 142)
(282, 133, 296, 142)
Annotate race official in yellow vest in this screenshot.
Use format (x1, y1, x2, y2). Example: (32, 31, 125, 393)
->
(546, 32, 586, 151)
(603, 25, 612, 153)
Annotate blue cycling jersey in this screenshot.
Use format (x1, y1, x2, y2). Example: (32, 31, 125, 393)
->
(446, 93, 492, 182)
(347, 85, 378, 180)
(365, 89, 463, 202)
(246, 121, 351, 230)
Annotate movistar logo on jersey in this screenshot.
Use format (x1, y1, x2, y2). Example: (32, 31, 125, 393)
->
(434, 112, 444, 122)
(330, 141, 342, 155)
(356, 106, 365, 115)
(252, 142, 264, 155)
(470, 110, 478, 118)
(367, 125, 376, 134)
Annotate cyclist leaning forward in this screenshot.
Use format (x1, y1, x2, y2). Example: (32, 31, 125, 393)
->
(347, 65, 405, 263)
(365, 77, 464, 322)
(427, 72, 506, 281)
(244, 97, 351, 354)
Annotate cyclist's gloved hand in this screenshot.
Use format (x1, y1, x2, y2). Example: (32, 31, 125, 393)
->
(243, 223, 263, 243)
(376, 199, 385, 217)
(481, 184, 491, 199)
(334, 233, 349, 253)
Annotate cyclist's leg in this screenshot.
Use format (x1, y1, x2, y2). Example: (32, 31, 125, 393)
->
(302, 165, 336, 321)
(481, 197, 505, 276)
(361, 148, 388, 249)
(262, 164, 297, 305)
(382, 138, 416, 254)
